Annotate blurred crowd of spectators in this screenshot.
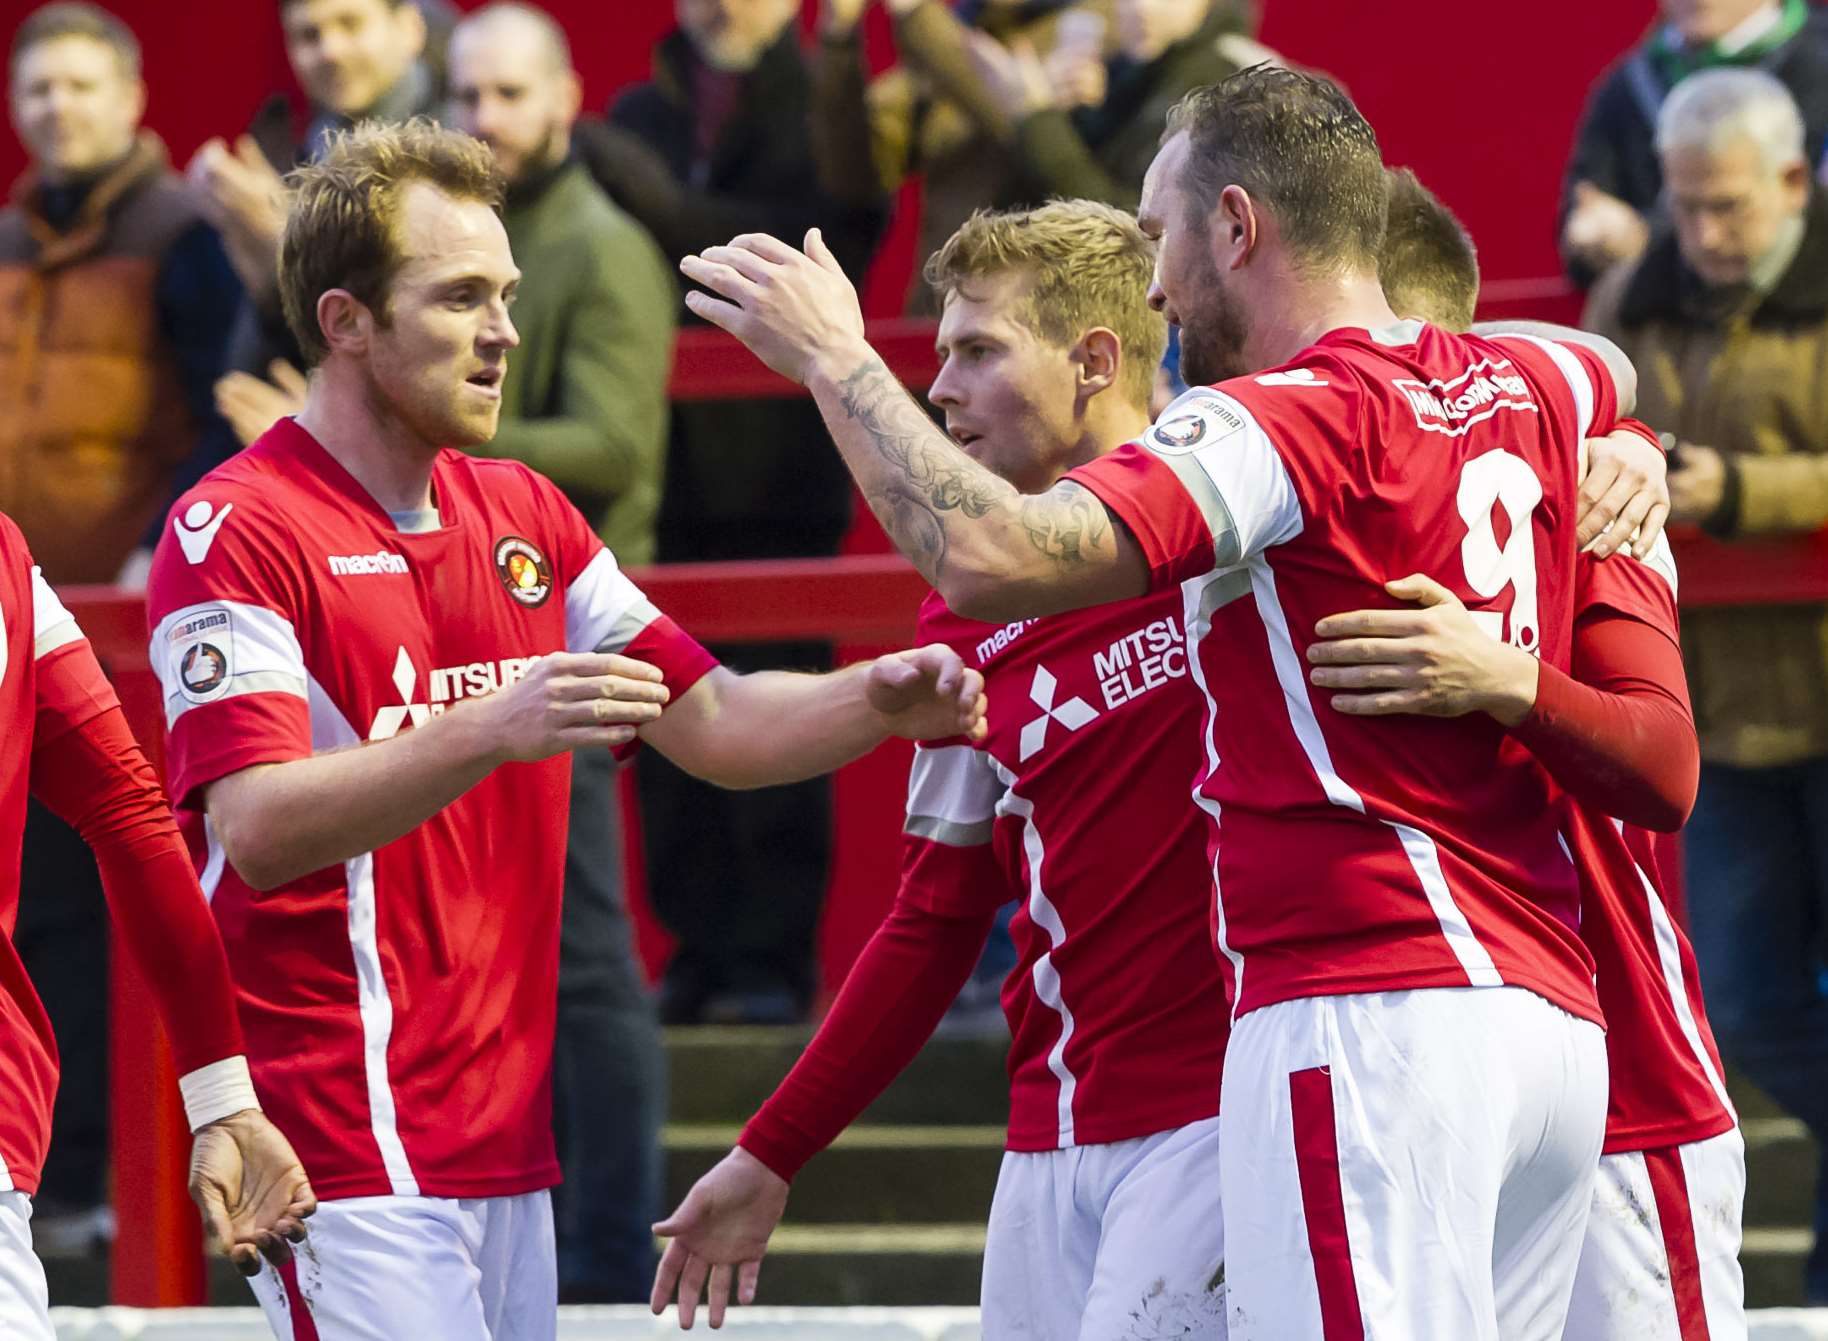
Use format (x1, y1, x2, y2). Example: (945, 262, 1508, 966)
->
(6, 0, 1828, 1308)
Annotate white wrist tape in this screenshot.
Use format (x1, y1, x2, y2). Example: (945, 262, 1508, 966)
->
(178, 1055, 260, 1132)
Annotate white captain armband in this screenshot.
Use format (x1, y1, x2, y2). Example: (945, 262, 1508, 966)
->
(179, 1055, 261, 1131)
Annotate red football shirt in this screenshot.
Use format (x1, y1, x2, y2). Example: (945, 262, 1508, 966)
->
(905, 589, 1227, 1150)
(0, 519, 82, 1195)
(144, 420, 716, 1201)
(1567, 544, 1736, 1154)
(1068, 322, 1618, 1025)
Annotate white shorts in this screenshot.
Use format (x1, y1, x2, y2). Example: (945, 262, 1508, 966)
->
(0, 1193, 52, 1341)
(1219, 986, 1607, 1341)
(1566, 1126, 1747, 1341)
(248, 1190, 556, 1341)
(980, 1114, 1226, 1340)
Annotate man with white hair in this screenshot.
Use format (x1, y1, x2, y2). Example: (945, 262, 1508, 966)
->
(1587, 66, 1828, 1306)
(1560, 0, 1828, 285)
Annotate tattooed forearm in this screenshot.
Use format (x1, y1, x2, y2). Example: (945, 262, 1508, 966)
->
(807, 350, 1133, 615)
(1019, 483, 1111, 567)
(828, 357, 1015, 577)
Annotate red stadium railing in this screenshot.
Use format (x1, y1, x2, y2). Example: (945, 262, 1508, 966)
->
(75, 320, 1828, 1305)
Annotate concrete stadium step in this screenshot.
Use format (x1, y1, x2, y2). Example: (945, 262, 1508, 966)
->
(665, 1027, 1010, 1127)
(1744, 1117, 1819, 1229)
(666, 1124, 1003, 1225)
(735, 1224, 986, 1308)
(1744, 1227, 1816, 1309)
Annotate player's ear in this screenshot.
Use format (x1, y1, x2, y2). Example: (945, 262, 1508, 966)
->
(1073, 327, 1122, 401)
(316, 288, 370, 358)
(1215, 184, 1257, 271)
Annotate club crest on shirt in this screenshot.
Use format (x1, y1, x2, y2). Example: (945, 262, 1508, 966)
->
(167, 607, 233, 703)
(1152, 414, 1208, 452)
(1147, 394, 1246, 457)
(494, 536, 552, 608)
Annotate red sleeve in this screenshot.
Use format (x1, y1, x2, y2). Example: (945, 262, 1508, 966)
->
(31, 642, 245, 1076)
(146, 494, 312, 811)
(1510, 604, 1698, 833)
(737, 890, 997, 1182)
(1486, 334, 1621, 456)
(737, 727, 1012, 1179)
(1068, 442, 1224, 593)
(609, 615, 720, 762)
(621, 614, 717, 701)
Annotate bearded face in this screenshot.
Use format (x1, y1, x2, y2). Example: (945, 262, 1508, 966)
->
(1170, 225, 1252, 388)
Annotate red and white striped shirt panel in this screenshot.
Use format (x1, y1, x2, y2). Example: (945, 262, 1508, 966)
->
(1570, 545, 1735, 1153)
(902, 592, 1228, 1152)
(1068, 323, 1618, 1027)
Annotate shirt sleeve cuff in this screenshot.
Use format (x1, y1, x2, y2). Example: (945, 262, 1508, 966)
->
(179, 1055, 260, 1131)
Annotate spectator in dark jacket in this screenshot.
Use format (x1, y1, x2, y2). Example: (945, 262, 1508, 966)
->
(1561, 0, 1828, 287)
(575, 0, 885, 1025)
(962, 0, 1270, 211)
(812, 0, 1102, 314)
(189, 0, 453, 437)
(447, 1, 676, 1303)
(1, 0, 244, 1247)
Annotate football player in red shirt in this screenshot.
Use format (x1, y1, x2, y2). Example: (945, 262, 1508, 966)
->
(144, 121, 983, 1341)
(655, 200, 1230, 1336)
(1311, 174, 1744, 1341)
(0, 513, 313, 1341)
(682, 67, 1672, 1340)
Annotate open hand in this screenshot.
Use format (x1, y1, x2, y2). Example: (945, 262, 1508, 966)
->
(1307, 574, 1540, 725)
(680, 230, 869, 386)
(1668, 442, 1727, 523)
(188, 136, 289, 292)
(189, 1109, 316, 1276)
(476, 651, 671, 762)
(964, 31, 1057, 121)
(652, 1147, 790, 1329)
(1563, 182, 1650, 273)
(1579, 426, 1669, 559)
(866, 643, 989, 742)
(216, 360, 308, 446)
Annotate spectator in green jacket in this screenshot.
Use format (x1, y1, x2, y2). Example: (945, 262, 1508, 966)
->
(446, 0, 675, 1306)
(448, 3, 674, 562)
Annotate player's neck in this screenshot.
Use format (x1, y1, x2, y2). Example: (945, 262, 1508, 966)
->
(1066, 395, 1152, 474)
(296, 371, 439, 515)
(1247, 269, 1401, 370)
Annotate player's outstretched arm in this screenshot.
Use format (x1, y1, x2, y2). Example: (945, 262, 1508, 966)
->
(652, 1146, 786, 1330)
(679, 229, 1149, 621)
(1305, 572, 1699, 831)
(654, 858, 1000, 1327)
(30, 632, 316, 1270)
(206, 652, 671, 890)
(1475, 328, 1667, 558)
(189, 1109, 317, 1275)
(639, 645, 986, 789)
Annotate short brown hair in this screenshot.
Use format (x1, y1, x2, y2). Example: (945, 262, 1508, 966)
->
(1378, 167, 1479, 332)
(10, 2, 141, 80)
(279, 118, 504, 366)
(923, 200, 1168, 411)
(1164, 64, 1385, 272)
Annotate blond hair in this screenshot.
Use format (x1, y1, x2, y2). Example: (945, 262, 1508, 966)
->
(278, 118, 504, 366)
(1378, 167, 1479, 332)
(924, 200, 1167, 411)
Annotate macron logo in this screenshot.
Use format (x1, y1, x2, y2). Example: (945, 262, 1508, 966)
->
(1256, 367, 1328, 388)
(328, 551, 409, 577)
(173, 501, 234, 565)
